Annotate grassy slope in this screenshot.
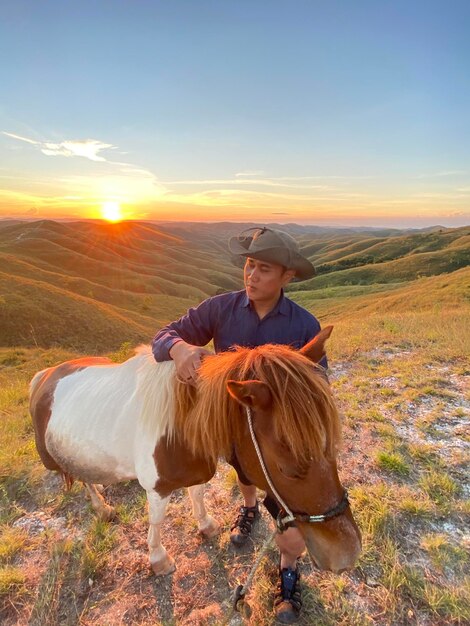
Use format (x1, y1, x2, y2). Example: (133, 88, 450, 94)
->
(1, 220, 468, 349)
(1, 266, 469, 624)
(290, 244, 470, 291)
(312, 227, 469, 266)
(0, 272, 158, 351)
(289, 267, 470, 320)
(0, 220, 243, 349)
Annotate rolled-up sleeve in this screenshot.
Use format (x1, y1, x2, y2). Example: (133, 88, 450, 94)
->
(152, 298, 214, 362)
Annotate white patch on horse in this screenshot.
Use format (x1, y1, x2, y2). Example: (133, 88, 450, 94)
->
(45, 349, 176, 490)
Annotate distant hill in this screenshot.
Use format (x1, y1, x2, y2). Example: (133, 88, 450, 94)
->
(312, 227, 469, 271)
(0, 219, 468, 350)
(289, 267, 470, 321)
(290, 226, 470, 290)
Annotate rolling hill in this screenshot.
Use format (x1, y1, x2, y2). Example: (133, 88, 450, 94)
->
(0, 219, 468, 350)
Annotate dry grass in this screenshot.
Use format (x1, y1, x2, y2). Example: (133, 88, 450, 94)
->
(1, 269, 469, 624)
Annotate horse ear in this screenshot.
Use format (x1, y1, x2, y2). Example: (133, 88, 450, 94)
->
(300, 325, 333, 363)
(226, 380, 272, 409)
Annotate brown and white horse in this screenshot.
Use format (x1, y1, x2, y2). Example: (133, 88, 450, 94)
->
(29, 327, 361, 576)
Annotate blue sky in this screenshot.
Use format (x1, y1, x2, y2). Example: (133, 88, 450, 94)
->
(1, 0, 469, 226)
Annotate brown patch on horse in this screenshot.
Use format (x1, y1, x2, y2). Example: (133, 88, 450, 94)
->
(153, 432, 216, 498)
(29, 357, 112, 487)
(173, 341, 340, 467)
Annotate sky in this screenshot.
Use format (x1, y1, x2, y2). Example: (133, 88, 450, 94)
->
(1, 0, 469, 228)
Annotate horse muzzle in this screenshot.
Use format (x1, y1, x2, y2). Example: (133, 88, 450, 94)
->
(298, 515, 362, 573)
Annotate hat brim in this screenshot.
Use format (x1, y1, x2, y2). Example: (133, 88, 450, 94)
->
(228, 236, 316, 280)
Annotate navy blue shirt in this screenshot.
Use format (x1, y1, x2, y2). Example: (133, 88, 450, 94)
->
(152, 289, 328, 369)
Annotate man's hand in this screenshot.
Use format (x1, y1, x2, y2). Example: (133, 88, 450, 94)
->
(169, 341, 212, 385)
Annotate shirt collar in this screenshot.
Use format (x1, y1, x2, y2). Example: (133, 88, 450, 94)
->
(241, 289, 289, 316)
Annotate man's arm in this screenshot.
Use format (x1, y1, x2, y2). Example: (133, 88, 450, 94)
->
(152, 297, 215, 384)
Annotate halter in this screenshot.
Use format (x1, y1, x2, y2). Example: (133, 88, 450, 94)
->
(245, 406, 350, 533)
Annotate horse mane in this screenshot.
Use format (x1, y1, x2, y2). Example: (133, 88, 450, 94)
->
(134, 346, 177, 441)
(174, 344, 341, 466)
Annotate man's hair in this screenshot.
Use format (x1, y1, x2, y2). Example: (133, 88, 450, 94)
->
(245, 257, 290, 275)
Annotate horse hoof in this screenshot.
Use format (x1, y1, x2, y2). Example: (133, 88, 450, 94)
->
(199, 517, 219, 539)
(151, 555, 176, 577)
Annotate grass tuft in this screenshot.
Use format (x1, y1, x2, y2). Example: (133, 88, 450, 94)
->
(421, 533, 469, 570)
(0, 526, 28, 563)
(0, 565, 26, 596)
(376, 451, 410, 476)
(422, 580, 470, 622)
(419, 470, 459, 508)
(29, 539, 75, 625)
(399, 496, 433, 517)
(81, 518, 117, 579)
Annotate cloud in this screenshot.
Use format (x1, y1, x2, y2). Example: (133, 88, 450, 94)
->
(235, 170, 265, 177)
(2, 131, 115, 162)
(41, 139, 114, 161)
(234, 172, 373, 181)
(163, 177, 329, 190)
(3, 131, 39, 145)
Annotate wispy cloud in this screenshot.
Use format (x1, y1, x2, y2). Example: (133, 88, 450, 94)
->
(235, 170, 265, 177)
(2, 131, 115, 162)
(163, 177, 329, 190)
(234, 172, 372, 181)
(416, 170, 467, 179)
(3, 132, 38, 145)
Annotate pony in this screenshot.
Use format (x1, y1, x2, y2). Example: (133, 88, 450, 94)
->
(29, 326, 361, 576)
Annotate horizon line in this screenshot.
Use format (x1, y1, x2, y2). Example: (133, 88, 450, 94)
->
(0, 216, 466, 232)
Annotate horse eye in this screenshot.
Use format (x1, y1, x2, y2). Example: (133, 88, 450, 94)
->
(277, 464, 307, 480)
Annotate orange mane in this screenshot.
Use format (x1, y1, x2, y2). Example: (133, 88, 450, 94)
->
(173, 344, 341, 465)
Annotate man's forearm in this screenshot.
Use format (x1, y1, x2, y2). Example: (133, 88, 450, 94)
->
(168, 339, 187, 360)
(152, 329, 183, 362)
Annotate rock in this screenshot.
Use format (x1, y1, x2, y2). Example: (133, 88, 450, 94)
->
(13, 512, 70, 538)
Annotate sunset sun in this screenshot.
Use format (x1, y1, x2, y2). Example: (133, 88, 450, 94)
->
(101, 201, 122, 222)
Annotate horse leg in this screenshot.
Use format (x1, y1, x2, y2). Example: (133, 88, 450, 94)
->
(188, 484, 219, 538)
(147, 490, 175, 576)
(84, 483, 115, 521)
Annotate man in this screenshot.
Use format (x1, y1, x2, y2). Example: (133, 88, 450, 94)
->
(152, 227, 327, 624)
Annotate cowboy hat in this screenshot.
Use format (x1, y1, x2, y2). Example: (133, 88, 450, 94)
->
(228, 227, 316, 280)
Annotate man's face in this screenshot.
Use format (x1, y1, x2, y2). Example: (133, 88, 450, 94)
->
(244, 258, 295, 302)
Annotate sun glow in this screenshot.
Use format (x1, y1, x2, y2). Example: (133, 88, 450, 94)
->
(101, 201, 122, 222)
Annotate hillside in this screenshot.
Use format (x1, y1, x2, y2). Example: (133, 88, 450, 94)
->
(290, 226, 470, 290)
(0, 220, 242, 349)
(0, 219, 468, 350)
(1, 298, 468, 625)
(0, 219, 469, 625)
(311, 227, 469, 269)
